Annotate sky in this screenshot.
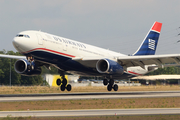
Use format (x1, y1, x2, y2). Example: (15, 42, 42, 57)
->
(1, 0, 180, 55)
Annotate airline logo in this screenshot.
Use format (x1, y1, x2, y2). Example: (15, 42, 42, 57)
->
(148, 39, 155, 50)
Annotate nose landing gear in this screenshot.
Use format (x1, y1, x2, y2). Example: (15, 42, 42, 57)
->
(56, 71, 72, 91)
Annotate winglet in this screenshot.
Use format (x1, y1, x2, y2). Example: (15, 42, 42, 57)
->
(151, 21, 162, 33)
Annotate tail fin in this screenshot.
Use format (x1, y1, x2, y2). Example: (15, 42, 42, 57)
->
(133, 21, 162, 56)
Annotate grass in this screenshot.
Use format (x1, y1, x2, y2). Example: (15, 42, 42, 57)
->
(0, 85, 180, 94)
(1, 115, 180, 120)
(0, 97, 180, 111)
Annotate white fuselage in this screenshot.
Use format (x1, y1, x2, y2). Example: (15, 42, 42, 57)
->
(13, 30, 150, 78)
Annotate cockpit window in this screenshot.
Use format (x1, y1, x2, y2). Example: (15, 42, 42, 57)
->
(24, 35, 30, 38)
(16, 34, 30, 38)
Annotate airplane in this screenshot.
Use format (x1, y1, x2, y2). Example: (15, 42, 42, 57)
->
(1, 21, 180, 92)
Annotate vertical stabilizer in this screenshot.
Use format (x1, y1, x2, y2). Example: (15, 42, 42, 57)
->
(133, 21, 162, 56)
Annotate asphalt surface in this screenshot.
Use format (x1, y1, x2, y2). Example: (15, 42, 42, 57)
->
(0, 108, 180, 117)
(0, 91, 180, 102)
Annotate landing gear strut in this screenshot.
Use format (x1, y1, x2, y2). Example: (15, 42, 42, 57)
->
(103, 78, 118, 91)
(56, 70, 72, 91)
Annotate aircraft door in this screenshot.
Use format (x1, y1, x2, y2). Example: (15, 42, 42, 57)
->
(36, 34, 43, 45)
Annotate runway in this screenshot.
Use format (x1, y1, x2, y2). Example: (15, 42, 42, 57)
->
(0, 108, 180, 117)
(0, 91, 180, 117)
(0, 91, 180, 102)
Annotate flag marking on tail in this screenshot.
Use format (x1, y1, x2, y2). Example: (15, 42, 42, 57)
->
(148, 39, 155, 50)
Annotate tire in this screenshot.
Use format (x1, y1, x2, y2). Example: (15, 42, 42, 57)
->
(60, 85, 66, 91)
(66, 84, 72, 91)
(113, 84, 118, 91)
(56, 78, 61, 86)
(109, 79, 114, 85)
(62, 78, 67, 85)
(103, 79, 108, 86)
(107, 84, 112, 91)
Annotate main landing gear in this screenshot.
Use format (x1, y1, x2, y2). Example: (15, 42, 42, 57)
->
(56, 71, 72, 91)
(103, 79, 118, 91)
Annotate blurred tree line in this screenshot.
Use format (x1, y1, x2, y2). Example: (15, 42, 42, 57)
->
(0, 50, 58, 86)
(147, 67, 180, 75)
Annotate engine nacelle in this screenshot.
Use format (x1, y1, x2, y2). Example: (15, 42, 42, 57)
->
(14, 59, 41, 76)
(96, 59, 124, 75)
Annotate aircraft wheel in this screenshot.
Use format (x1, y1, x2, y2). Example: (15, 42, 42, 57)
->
(109, 79, 114, 85)
(107, 84, 112, 91)
(103, 79, 108, 86)
(60, 85, 66, 91)
(56, 78, 61, 86)
(62, 78, 67, 85)
(66, 84, 72, 91)
(113, 84, 118, 91)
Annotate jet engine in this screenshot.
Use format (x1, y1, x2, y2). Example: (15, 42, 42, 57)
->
(96, 59, 124, 75)
(14, 59, 41, 76)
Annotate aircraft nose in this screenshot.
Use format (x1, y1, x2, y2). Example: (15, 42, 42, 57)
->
(13, 37, 20, 48)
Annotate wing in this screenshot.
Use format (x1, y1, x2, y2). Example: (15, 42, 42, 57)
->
(73, 54, 180, 69)
(0, 54, 26, 59)
(73, 56, 104, 68)
(117, 54, 180, 69)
